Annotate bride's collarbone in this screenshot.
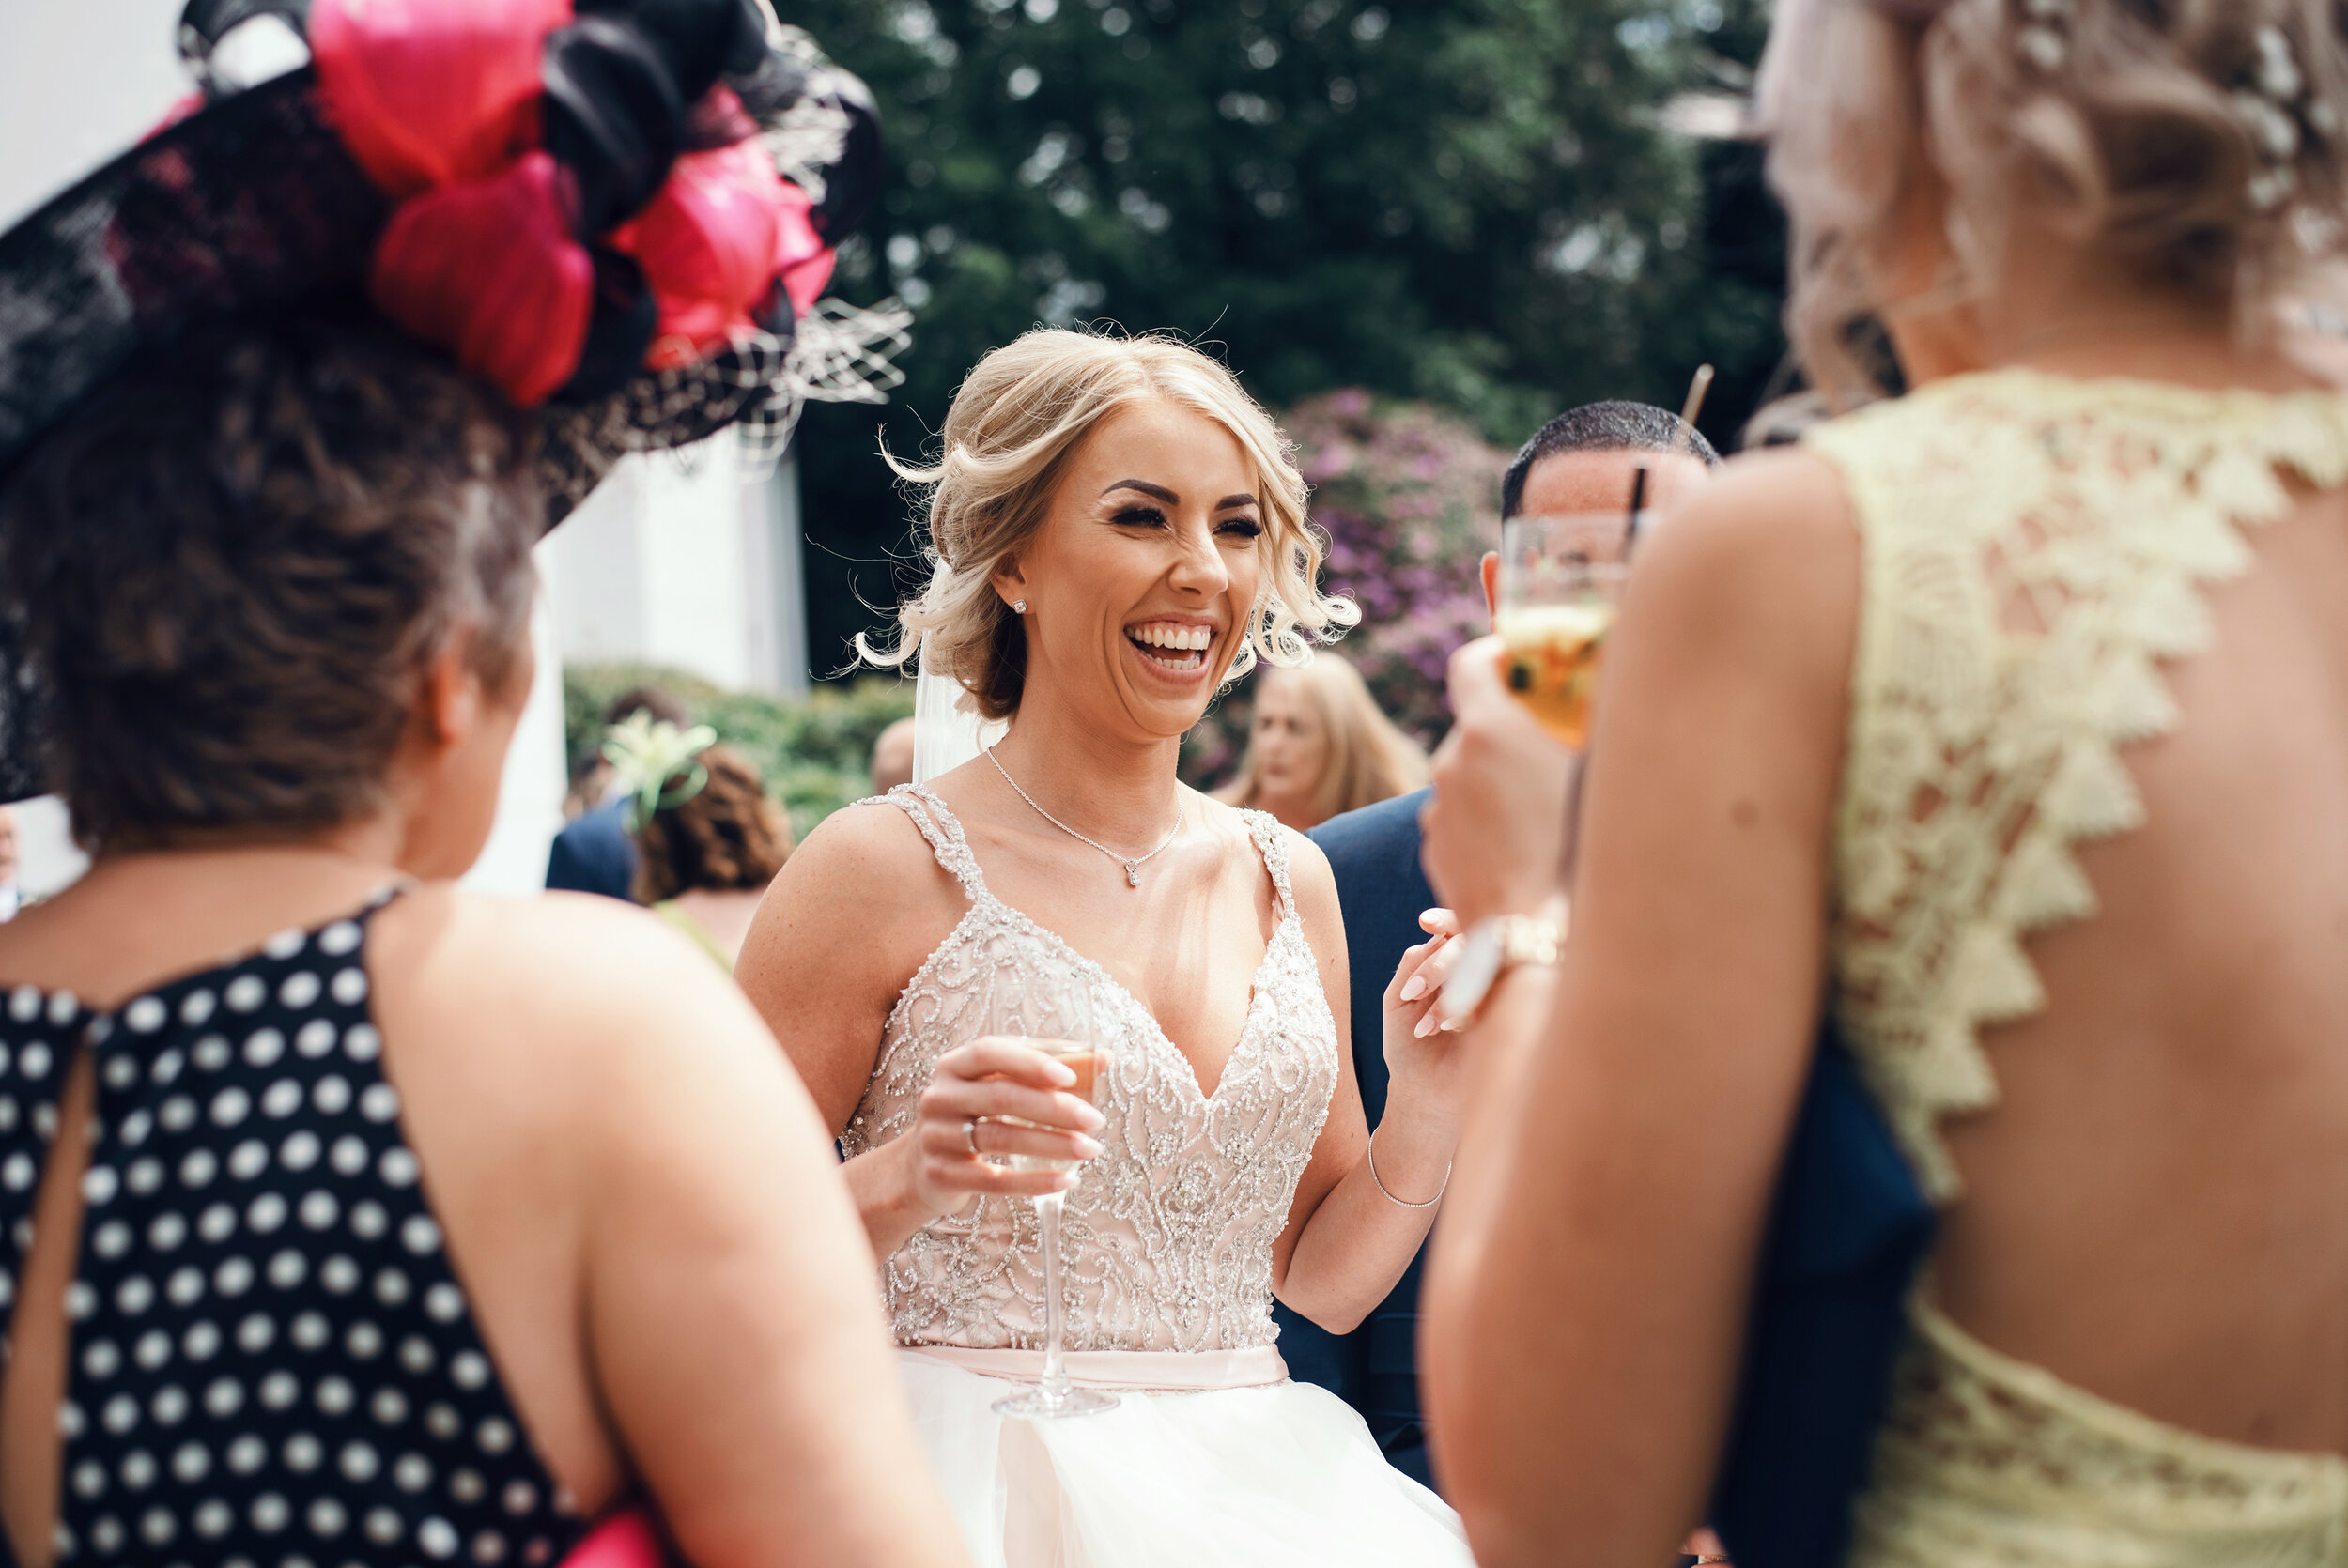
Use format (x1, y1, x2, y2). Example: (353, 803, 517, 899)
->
(943, 819, 1283, 1082)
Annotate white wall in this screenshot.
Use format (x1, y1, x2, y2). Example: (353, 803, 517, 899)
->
(0, 0, 190, 231)
(15, 797, 88, 899)
(554, 441, 811, 694)
(460, 544, 571, 894)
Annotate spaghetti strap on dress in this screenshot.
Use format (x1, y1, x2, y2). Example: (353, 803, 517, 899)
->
(842, 786, 1469, 1568)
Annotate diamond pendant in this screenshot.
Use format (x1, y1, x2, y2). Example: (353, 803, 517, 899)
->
(1124, 861, 1142, 887)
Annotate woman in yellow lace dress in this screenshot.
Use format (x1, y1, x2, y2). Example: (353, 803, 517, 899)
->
(1416, 0, 2348, 1563)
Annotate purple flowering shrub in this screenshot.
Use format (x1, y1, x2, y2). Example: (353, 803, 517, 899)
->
(1182, 391, 1506, 788)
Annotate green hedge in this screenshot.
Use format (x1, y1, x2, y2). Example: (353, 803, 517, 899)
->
(564, 664, 915, 839)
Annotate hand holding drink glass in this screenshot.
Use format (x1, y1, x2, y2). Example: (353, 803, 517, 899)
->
(977, 1033, 1117, 1419)
(1493, 511, 1639, 748)
(909, 1025, 1113, 1417)
(912, 1037, 1103, 1210)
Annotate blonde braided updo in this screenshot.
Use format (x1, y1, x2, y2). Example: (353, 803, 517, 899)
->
(1762, 0, 2348, 402)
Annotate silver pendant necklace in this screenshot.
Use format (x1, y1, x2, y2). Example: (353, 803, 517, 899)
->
(985, 746, 1186, 887)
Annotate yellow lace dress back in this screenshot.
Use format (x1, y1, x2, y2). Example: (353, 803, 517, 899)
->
(1805, 369, 2348, 1566)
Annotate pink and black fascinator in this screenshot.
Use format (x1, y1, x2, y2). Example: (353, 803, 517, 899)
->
(0, 0, 904, 526)
(0, 0, 904, 804)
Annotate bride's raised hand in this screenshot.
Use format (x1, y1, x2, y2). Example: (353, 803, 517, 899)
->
(1383, 911, 1472, 1115)
(910, 1037, 1106, 1216)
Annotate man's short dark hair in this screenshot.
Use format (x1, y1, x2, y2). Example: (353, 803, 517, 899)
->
(1501, 400, 1723, 519)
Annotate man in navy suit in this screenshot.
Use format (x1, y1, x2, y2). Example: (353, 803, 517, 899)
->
(1274, 401, 1719, 1489)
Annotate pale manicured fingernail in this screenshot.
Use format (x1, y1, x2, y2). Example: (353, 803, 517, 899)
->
(1076, 1137, 1103, 1159)
(1415, 1011, 1441, 1038)
(1420, 909, 1444, 926)
(1399, 975, 1428, 1002)
(1046, 1061, 1075, 1084)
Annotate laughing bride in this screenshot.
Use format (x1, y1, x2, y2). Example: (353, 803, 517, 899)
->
(738, 330, 1474, 1566)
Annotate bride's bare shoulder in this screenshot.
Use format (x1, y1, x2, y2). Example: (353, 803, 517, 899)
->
(767, 796, 962, 912)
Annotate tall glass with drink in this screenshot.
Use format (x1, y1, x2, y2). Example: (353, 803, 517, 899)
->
(988, 1028, 1117, 1419)
(1494, 513, 1637, 747)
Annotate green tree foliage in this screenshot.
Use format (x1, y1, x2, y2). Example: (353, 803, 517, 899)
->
(787, 0, 1781, 678)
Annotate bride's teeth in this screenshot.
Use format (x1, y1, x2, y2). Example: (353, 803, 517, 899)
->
(1126, 623, 1213, 660)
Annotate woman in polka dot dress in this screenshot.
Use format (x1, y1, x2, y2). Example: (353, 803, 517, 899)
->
(0, 296, 968, 1565)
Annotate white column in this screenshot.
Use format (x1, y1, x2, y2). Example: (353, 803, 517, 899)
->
(741, 447, 811, 694)
(552, 440, 764, 691)
(461, 540, 571, 893)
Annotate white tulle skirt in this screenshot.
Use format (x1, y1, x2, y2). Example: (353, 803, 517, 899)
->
(896, 1345, 1473, 1568)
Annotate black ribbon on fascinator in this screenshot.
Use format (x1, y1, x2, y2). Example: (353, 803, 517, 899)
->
(540, 0, 791, 398)
(543, 20, 690, 238)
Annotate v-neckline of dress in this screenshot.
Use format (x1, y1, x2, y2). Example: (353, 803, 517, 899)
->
(957, 892, 1294, 1105)
(883, 788, 1303, 1106)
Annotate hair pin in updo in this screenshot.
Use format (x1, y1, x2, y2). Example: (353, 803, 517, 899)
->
(2236, 23, 2329, 213)
(2015, 0, 2074, 74)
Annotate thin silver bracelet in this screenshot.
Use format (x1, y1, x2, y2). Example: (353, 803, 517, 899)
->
(1367, 1126, 1448, 1209)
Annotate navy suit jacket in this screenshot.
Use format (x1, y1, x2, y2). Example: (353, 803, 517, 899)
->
(1277, 788, 1438, 1490)
(544, 799, 639, 901)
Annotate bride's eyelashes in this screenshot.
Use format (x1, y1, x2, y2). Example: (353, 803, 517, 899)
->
(1101, 502, 1260, 538)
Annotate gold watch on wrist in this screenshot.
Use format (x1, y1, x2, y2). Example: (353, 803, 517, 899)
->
(1437, 910, 1564, 1027)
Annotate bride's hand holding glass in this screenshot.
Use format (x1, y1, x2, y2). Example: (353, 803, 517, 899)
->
(909, 1038, 1105, 1217)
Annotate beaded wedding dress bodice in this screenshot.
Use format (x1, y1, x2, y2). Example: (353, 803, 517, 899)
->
(841, 786, 1339, 1355)
(1807, 370, 2348, 1565)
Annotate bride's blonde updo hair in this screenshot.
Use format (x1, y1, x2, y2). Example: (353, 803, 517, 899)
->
(1762, 0, 2348, 402)
(858, 329, 1357, 720)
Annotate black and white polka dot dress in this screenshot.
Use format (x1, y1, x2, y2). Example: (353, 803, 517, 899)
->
(0, 893, 589, 1568)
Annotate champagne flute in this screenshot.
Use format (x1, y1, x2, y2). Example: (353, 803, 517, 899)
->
(1493, 512, 1635, 747)
(989, 1032, 1118, 1419)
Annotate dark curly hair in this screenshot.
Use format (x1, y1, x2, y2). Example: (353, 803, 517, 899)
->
(0, 313, 541, 849)
(631, 744, 794, 902)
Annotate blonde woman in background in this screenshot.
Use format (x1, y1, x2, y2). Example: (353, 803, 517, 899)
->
(1217, 655, 1430, 832)
(739, 329, 1475, 1567)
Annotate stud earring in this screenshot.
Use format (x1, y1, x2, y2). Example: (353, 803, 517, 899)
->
(1012, 599, 1028, 614)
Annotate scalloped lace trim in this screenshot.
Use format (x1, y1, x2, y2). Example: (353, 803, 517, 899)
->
(1809, 370, 2348, 1201)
